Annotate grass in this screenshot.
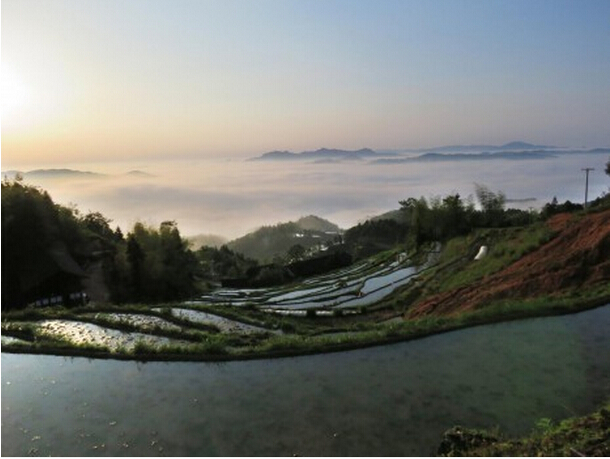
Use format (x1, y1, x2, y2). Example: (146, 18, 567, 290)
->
(440, 401, 610, 456)
(2, 210, 609, 362)
(3, 274, 609, 362)
(5, 280, 608, 362)
(425, 223, 554, 294)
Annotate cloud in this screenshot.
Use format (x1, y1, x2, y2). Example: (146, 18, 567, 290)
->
(10, 151, 609, 239)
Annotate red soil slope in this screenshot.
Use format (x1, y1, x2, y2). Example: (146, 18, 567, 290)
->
(408, 209, 610, 318)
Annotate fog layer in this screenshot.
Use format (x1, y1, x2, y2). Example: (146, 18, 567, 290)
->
(6, 152, 608, 239)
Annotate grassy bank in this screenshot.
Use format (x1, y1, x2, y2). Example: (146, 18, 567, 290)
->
(2, 209, 610, 362)
(2, 289, 609, 362)
(438, 402, 610, 456)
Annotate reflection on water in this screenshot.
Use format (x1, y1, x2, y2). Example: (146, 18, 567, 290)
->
(169, 308, 274, 334)
(37, 320, 188, 352)
(3, 305, 610, 456)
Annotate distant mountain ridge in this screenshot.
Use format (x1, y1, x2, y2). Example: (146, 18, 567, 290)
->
(414, 141, 557, 153)
(372, 147, 610, 164)
(372, 150, 559, 164)
(250, 148, 383, 162)
(249, 142, 564, 162)
(3, 169, 105, 180)
(2, 168, 154, 180)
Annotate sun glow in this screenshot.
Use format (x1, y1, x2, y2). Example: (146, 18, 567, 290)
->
(1, 65, 32, 122)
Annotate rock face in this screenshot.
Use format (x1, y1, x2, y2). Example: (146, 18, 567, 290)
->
(409, 209, 610, 318)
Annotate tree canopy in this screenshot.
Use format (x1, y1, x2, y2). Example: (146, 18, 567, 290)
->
(1, 179, 199, 308)
(2, 180, 89, 308)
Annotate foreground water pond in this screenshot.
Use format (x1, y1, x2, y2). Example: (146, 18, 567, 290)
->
(2, 304, 610, 456)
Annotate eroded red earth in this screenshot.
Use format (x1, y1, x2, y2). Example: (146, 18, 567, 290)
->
(408, 209, 610, 318)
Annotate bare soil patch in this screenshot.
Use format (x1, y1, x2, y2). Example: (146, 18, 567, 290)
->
(409, 209, 610, 318)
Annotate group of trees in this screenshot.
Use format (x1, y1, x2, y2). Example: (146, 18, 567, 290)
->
(107, 221, 198, 303)
(2, 179, 91, 309)
(344, 219, 410, 259)
(1, 179, 198, 309)
(346, 183, 562, 255)
(195, 245, 258, 280)
(397, 184, 540, 248)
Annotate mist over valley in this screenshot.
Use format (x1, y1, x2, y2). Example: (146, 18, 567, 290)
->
(4, 144, 608, 241)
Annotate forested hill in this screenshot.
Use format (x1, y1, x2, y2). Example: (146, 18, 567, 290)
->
(1, 180, 346, 308)
(294, 215, 341, 232)
(1, 179, 198, 309)
(226, 216, 342, 263)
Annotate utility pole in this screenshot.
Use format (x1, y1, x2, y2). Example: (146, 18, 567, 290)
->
(582, 168, 595, 209)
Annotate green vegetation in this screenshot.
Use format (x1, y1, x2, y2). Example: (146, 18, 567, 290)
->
(344, 218, 409, 260)
(439, 402, 610, 456)
(2, 179, 92, 309)
(226, 216, 342, 263)
(111, 220, 198, 302)
(1, 178, 199, 309)
(422, 223, 554, 294)
(2, 176, 610, 363)
(194, 244, 258, 284)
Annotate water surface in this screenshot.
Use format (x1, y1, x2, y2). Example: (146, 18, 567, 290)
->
(3, 305, 610, 456)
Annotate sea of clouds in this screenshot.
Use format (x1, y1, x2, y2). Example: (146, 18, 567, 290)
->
(6, 151, 608, 240)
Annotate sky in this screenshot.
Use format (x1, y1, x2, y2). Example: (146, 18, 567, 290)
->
(2, 0, 610, 168)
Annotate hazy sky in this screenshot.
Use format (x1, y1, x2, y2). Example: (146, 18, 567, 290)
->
(2, 0, 610, 167)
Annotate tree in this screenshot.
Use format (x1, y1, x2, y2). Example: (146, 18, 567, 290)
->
(112, 221, 198, 302)
(287, 244, 306, 262)
(1, 180, 88, 309)
(606, 158, 610, 176)
(439, 193, 470, 239)
(399, 197, 429, 247)
(126, 234, 145, 300)
(474, 183, 506, 227)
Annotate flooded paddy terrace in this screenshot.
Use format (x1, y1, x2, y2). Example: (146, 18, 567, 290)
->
(196, 249, 433, 314)
(1, 249, 432, 356)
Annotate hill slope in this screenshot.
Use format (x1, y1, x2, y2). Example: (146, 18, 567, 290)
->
(227, 216, 342, 262)
(294, 215, 341, 232)
(409, 209, 610, 318)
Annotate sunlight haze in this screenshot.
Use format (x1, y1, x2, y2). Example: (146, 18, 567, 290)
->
(3, 0, 610, 166)
(2, 0, 610, 239)
(3, 3, 610, 455)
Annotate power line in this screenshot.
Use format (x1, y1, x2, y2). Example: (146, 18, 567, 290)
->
(581, 168, 595, 209)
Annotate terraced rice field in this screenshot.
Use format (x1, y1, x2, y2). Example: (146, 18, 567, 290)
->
(1, 249, 436, 356)
(36, 319, 189, 352)
(195, 249, 435, 314)
(167, 308, 275, 334)
(2, 310, 277, 354)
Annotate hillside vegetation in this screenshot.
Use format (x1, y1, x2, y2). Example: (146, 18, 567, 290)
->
(438, 402, 610, 456)
(408, 209, 610, 319)
(1, 179, 199, 309)
(226, 215, 342, 262)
